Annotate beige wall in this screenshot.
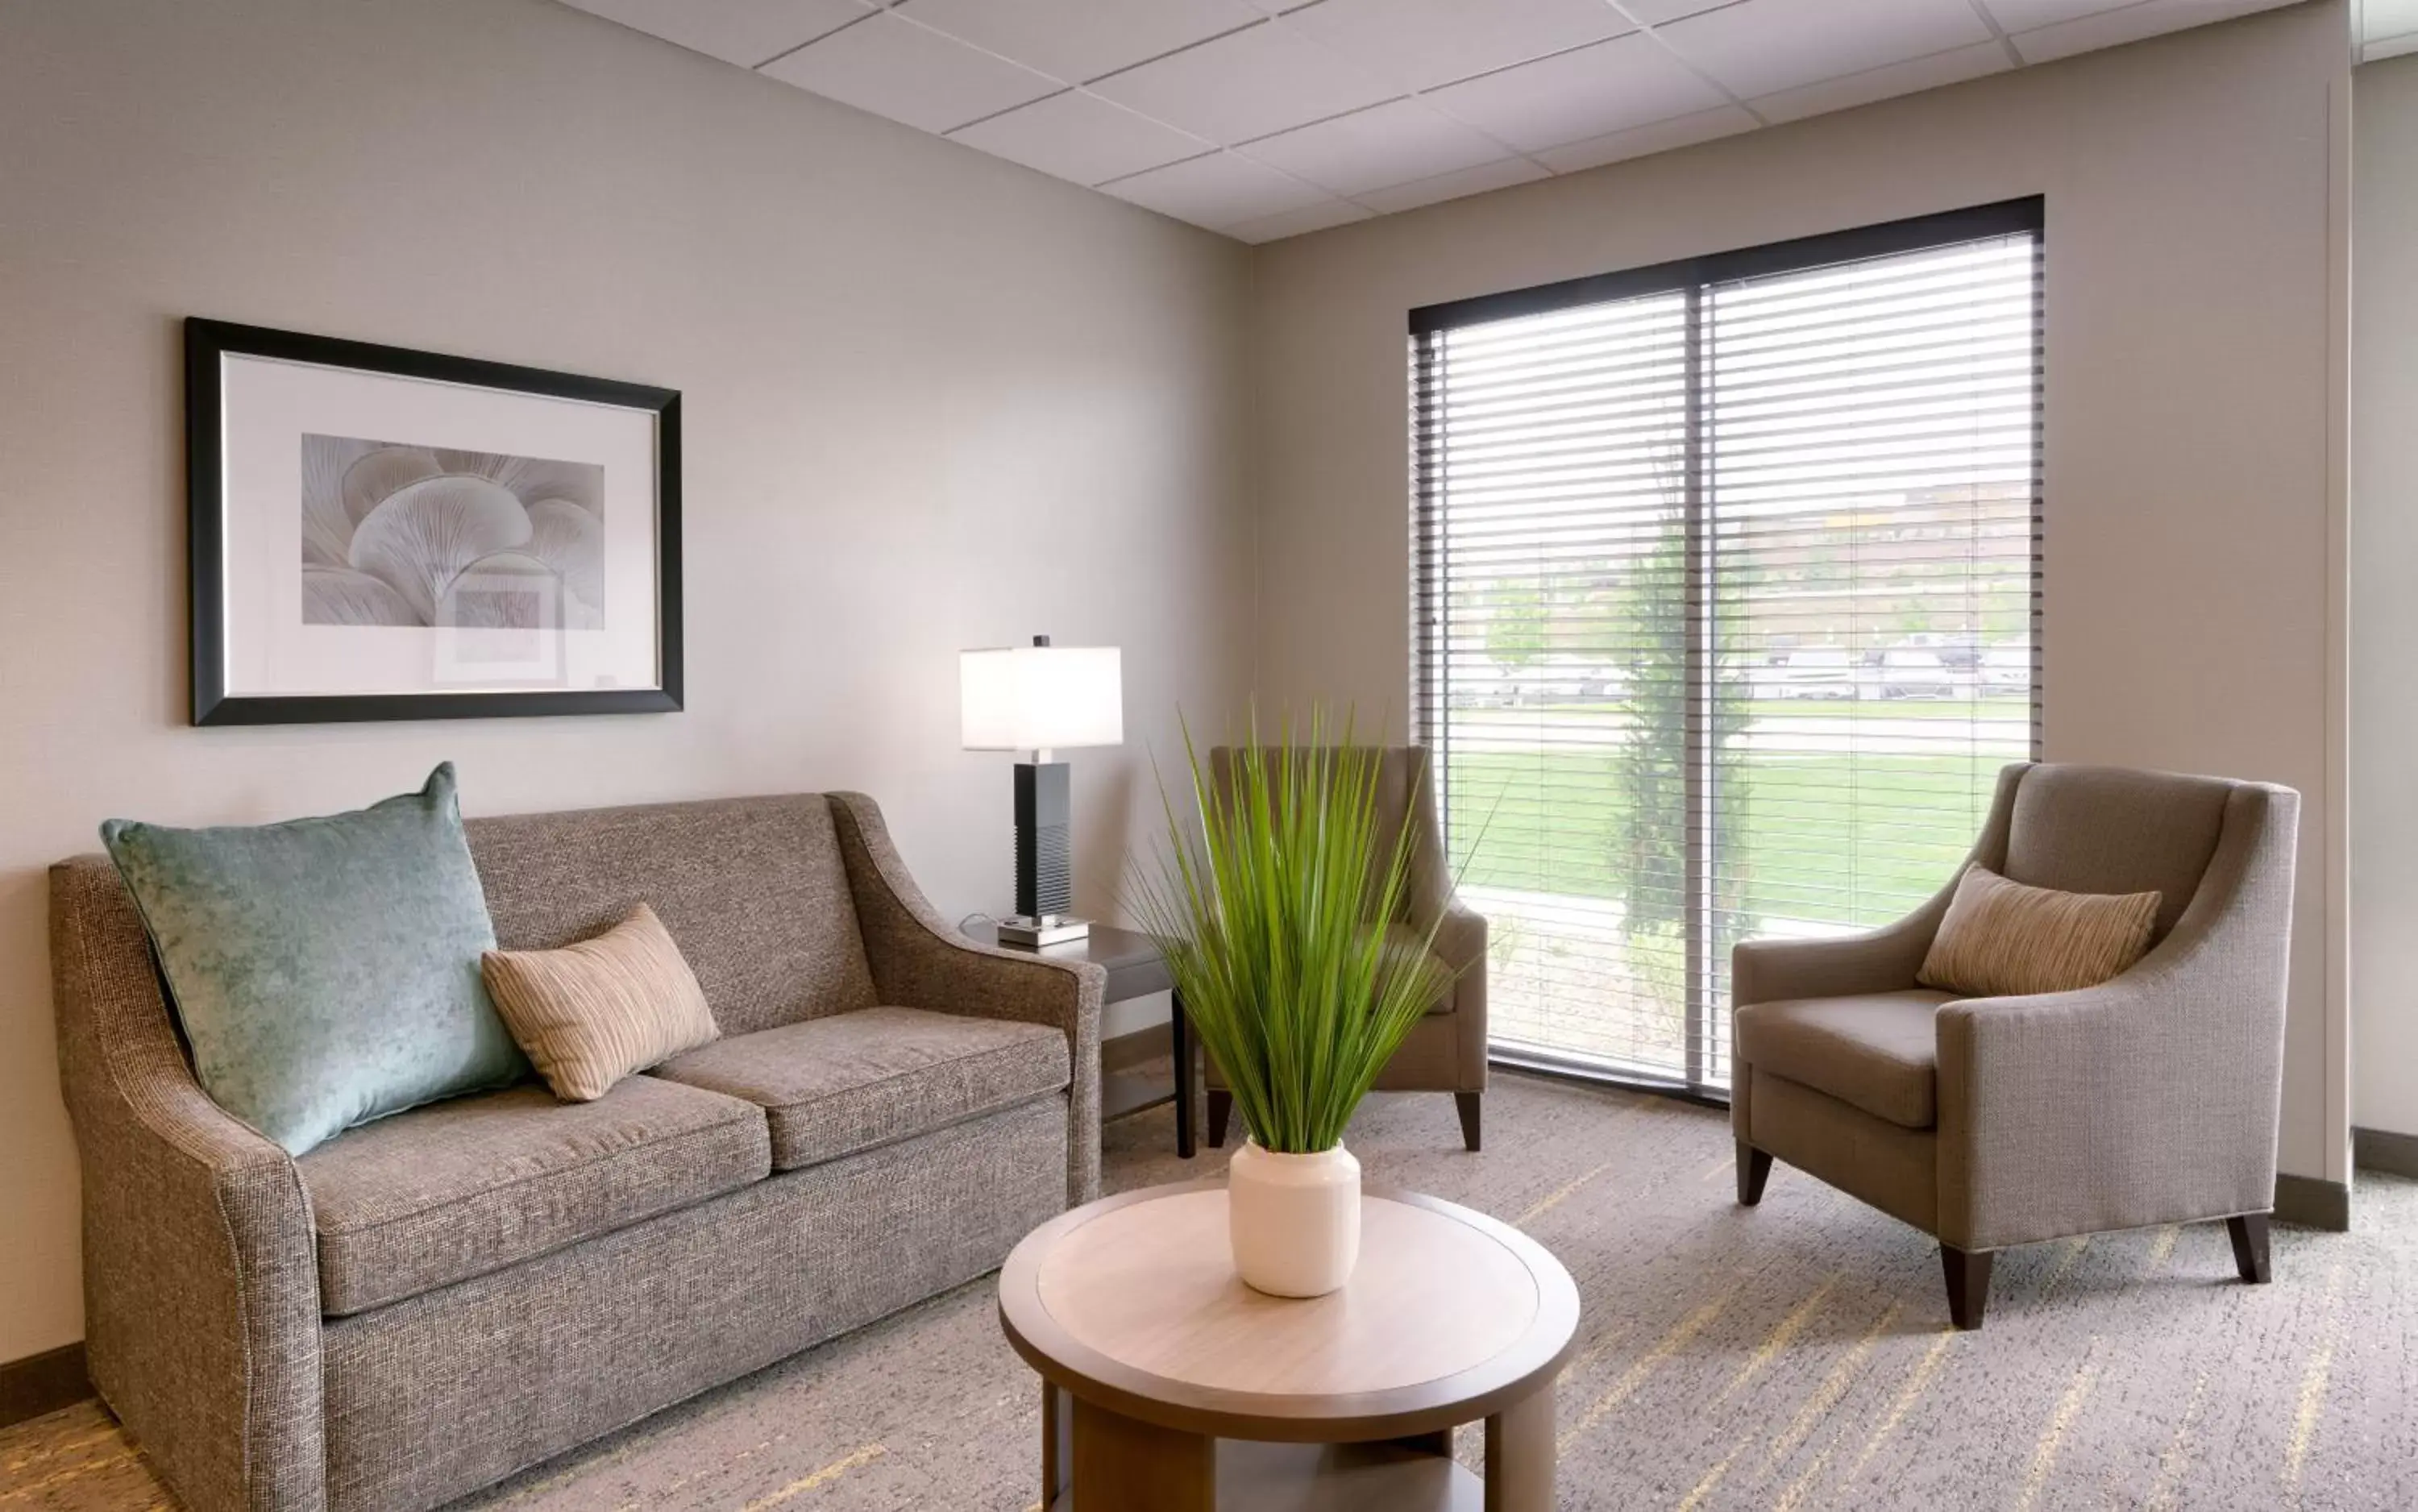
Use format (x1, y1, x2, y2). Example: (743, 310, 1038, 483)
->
(0, 0, 1253, 1362)
(1249, 6, 2350, 1182)
(2353, 52, 2418, 1137)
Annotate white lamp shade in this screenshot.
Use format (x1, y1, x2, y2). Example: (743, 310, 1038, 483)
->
(960, 645, 1124, 751)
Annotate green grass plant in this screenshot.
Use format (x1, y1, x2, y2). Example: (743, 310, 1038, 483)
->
(1129, 712, 1452, 1155)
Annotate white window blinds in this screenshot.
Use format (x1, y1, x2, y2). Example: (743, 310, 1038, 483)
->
(1411, 201, 2042, 1099)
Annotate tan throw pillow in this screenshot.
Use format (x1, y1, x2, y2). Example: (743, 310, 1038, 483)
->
(1917, 865, 2161, 999)
(481, 904, 717, 1101)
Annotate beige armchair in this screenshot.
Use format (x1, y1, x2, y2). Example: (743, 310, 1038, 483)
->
(1202, 745, 1491, 1151)
(1730, 762, 2299, 1329)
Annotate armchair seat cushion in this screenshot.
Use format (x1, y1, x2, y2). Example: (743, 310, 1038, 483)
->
(1735, 990, 1958, 1130)
(650, 1006, 1070, 1172)
(299, 1076, 770, 1317)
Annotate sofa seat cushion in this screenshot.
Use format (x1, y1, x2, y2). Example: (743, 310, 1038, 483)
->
(1734, 990, 1958, 1130)
(650, 1006, 1070, 1172)
(299, 1076, 769, 1316)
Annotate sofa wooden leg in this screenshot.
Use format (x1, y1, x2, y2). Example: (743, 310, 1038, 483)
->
(1456, 1092, 1481, 1152)
(1736, 1143, 1772, 1206)
(1942, 1246, 1993, 1330)
(2227, 1213, 2273, 1284)
(1206, 1090, 1232, 1149)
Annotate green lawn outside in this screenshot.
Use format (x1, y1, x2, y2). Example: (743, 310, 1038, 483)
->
(1444, 745, 2010, 932)
(1452, 696, 2031, 728)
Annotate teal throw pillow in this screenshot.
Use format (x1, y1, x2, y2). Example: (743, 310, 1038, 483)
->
(101, 762, 526, 1155)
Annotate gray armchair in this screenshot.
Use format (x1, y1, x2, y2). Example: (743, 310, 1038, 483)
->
(1202, 745, 1490, 1151)
(1730, 762, 2299, 1328)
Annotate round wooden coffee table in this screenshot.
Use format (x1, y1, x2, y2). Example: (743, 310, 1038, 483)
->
(997, 1178, 1579, 1510)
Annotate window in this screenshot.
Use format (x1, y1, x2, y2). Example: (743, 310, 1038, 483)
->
(1410, 201, 2042, 1099)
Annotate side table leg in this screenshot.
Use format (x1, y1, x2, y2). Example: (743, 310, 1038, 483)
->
(1041, 1383, 1070, 1506)
(1484, 1380, 1555, 1512)
(1172, 991, 1195, 1159)
(1074, 1397, 1214, 1510)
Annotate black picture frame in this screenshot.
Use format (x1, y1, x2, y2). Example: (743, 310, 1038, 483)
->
(185, 317, 683, 725)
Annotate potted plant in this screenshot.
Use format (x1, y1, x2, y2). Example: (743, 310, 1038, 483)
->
(1132, 715, 1455, 1298)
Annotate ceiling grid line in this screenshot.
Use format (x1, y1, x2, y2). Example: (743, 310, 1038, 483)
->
(562, 0, 2316, 243)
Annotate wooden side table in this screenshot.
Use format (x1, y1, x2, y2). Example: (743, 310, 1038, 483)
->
(999, 1180, 1579, 1510)
(966, 922, 1195, 1159)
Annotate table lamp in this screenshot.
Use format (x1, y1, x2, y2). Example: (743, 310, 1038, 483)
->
(960, 635, 1124, 947)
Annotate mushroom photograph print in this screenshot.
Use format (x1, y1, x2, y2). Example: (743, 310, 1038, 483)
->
(299, 435, 606, 632)
(188, 318, 680, 725)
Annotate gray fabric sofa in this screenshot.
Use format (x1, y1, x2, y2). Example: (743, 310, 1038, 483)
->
(1730, 762, 2299, 1329)
(51, 791, 1103, 1512)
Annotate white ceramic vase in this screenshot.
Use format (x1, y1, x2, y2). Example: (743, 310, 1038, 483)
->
(1227, 1139, 1362, 1298)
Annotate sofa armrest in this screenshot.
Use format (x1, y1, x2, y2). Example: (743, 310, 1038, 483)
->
(827, 794, 1106, 1205)
(50, 857, 325, 1512)
(1934, 783, 2299, 1251)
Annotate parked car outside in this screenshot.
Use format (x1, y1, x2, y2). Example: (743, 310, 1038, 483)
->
(1872, 647, 1956, 700)
(1774, 646, 1855, 700)
(1980, 643, 2030, 694)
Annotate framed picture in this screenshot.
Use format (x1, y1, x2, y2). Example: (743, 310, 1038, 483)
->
(185, 318, 681, 724)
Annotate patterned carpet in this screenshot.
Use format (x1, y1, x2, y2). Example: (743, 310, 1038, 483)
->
(6, 1070, 2413, 1510)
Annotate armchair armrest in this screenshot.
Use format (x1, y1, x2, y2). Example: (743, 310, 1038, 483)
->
(1732, 760, 2027, 1009)
(1934, 783, 2298, 1251)
(50, 857, 325, 1512)
(828, 794, 1106, 1205)
(1730, 908, 1941, 1008)
(1428, 899, 1489, 1089)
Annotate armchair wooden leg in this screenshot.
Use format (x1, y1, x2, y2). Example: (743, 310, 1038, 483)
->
(2227, 1213, 2272, 1284)
(1206, 1089, 1232, 1149)
(1942, 1246, 1994, 1331)
(1736, 1143, 1772, 1206)
(1456, 1091, 1481, 1152)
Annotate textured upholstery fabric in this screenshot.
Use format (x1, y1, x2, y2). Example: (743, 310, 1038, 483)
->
(652, 1006, 1067, 1171)
(1747, 1069, 1940, 1234)
(53, 788, 1101, 1512)
(1727, 764, 2022, 1029)
(830, 791, 1103, 1203)
(1730, 763, 2299, 1260)
(1734, 991, 1957, 1130)
(298, 1078, 769, 1317)
(1367, 921, 1457, 1014)
(320, 1099, 1065, 1512)
(482, 904, 720, 1101)
(1200, 746, 1489, 1096)
(50, 854, 328, 1512)
(1368, 1011, 1464, 1090)
(1917, 865, 2159, 998)
(1938, 780, 2300, 1250)
(467, 795, 878, 1036)
(100, 762, 524, 1155)
(2001, 763, 2229, 941)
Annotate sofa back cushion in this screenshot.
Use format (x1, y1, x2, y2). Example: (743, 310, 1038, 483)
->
(467, 795, 876, 1036)
(2002, 764, 2231, 945)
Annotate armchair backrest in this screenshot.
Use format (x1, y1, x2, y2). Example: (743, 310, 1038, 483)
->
(1992, 765, 2235, 944)
(1206, 746, 1442, 925)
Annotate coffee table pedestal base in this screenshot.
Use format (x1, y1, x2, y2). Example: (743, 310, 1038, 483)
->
(1040, 1385, 1552, 1511)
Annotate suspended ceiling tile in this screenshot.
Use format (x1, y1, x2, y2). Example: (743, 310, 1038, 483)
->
(950, 89, 1214, 185)
(1088, 19, 1398, 146)
(1424, 32, 1731, 154)
(760, 13, 1060, 132)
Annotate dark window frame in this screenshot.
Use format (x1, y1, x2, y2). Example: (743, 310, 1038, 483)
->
(1410, 197, 2045, 1103)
